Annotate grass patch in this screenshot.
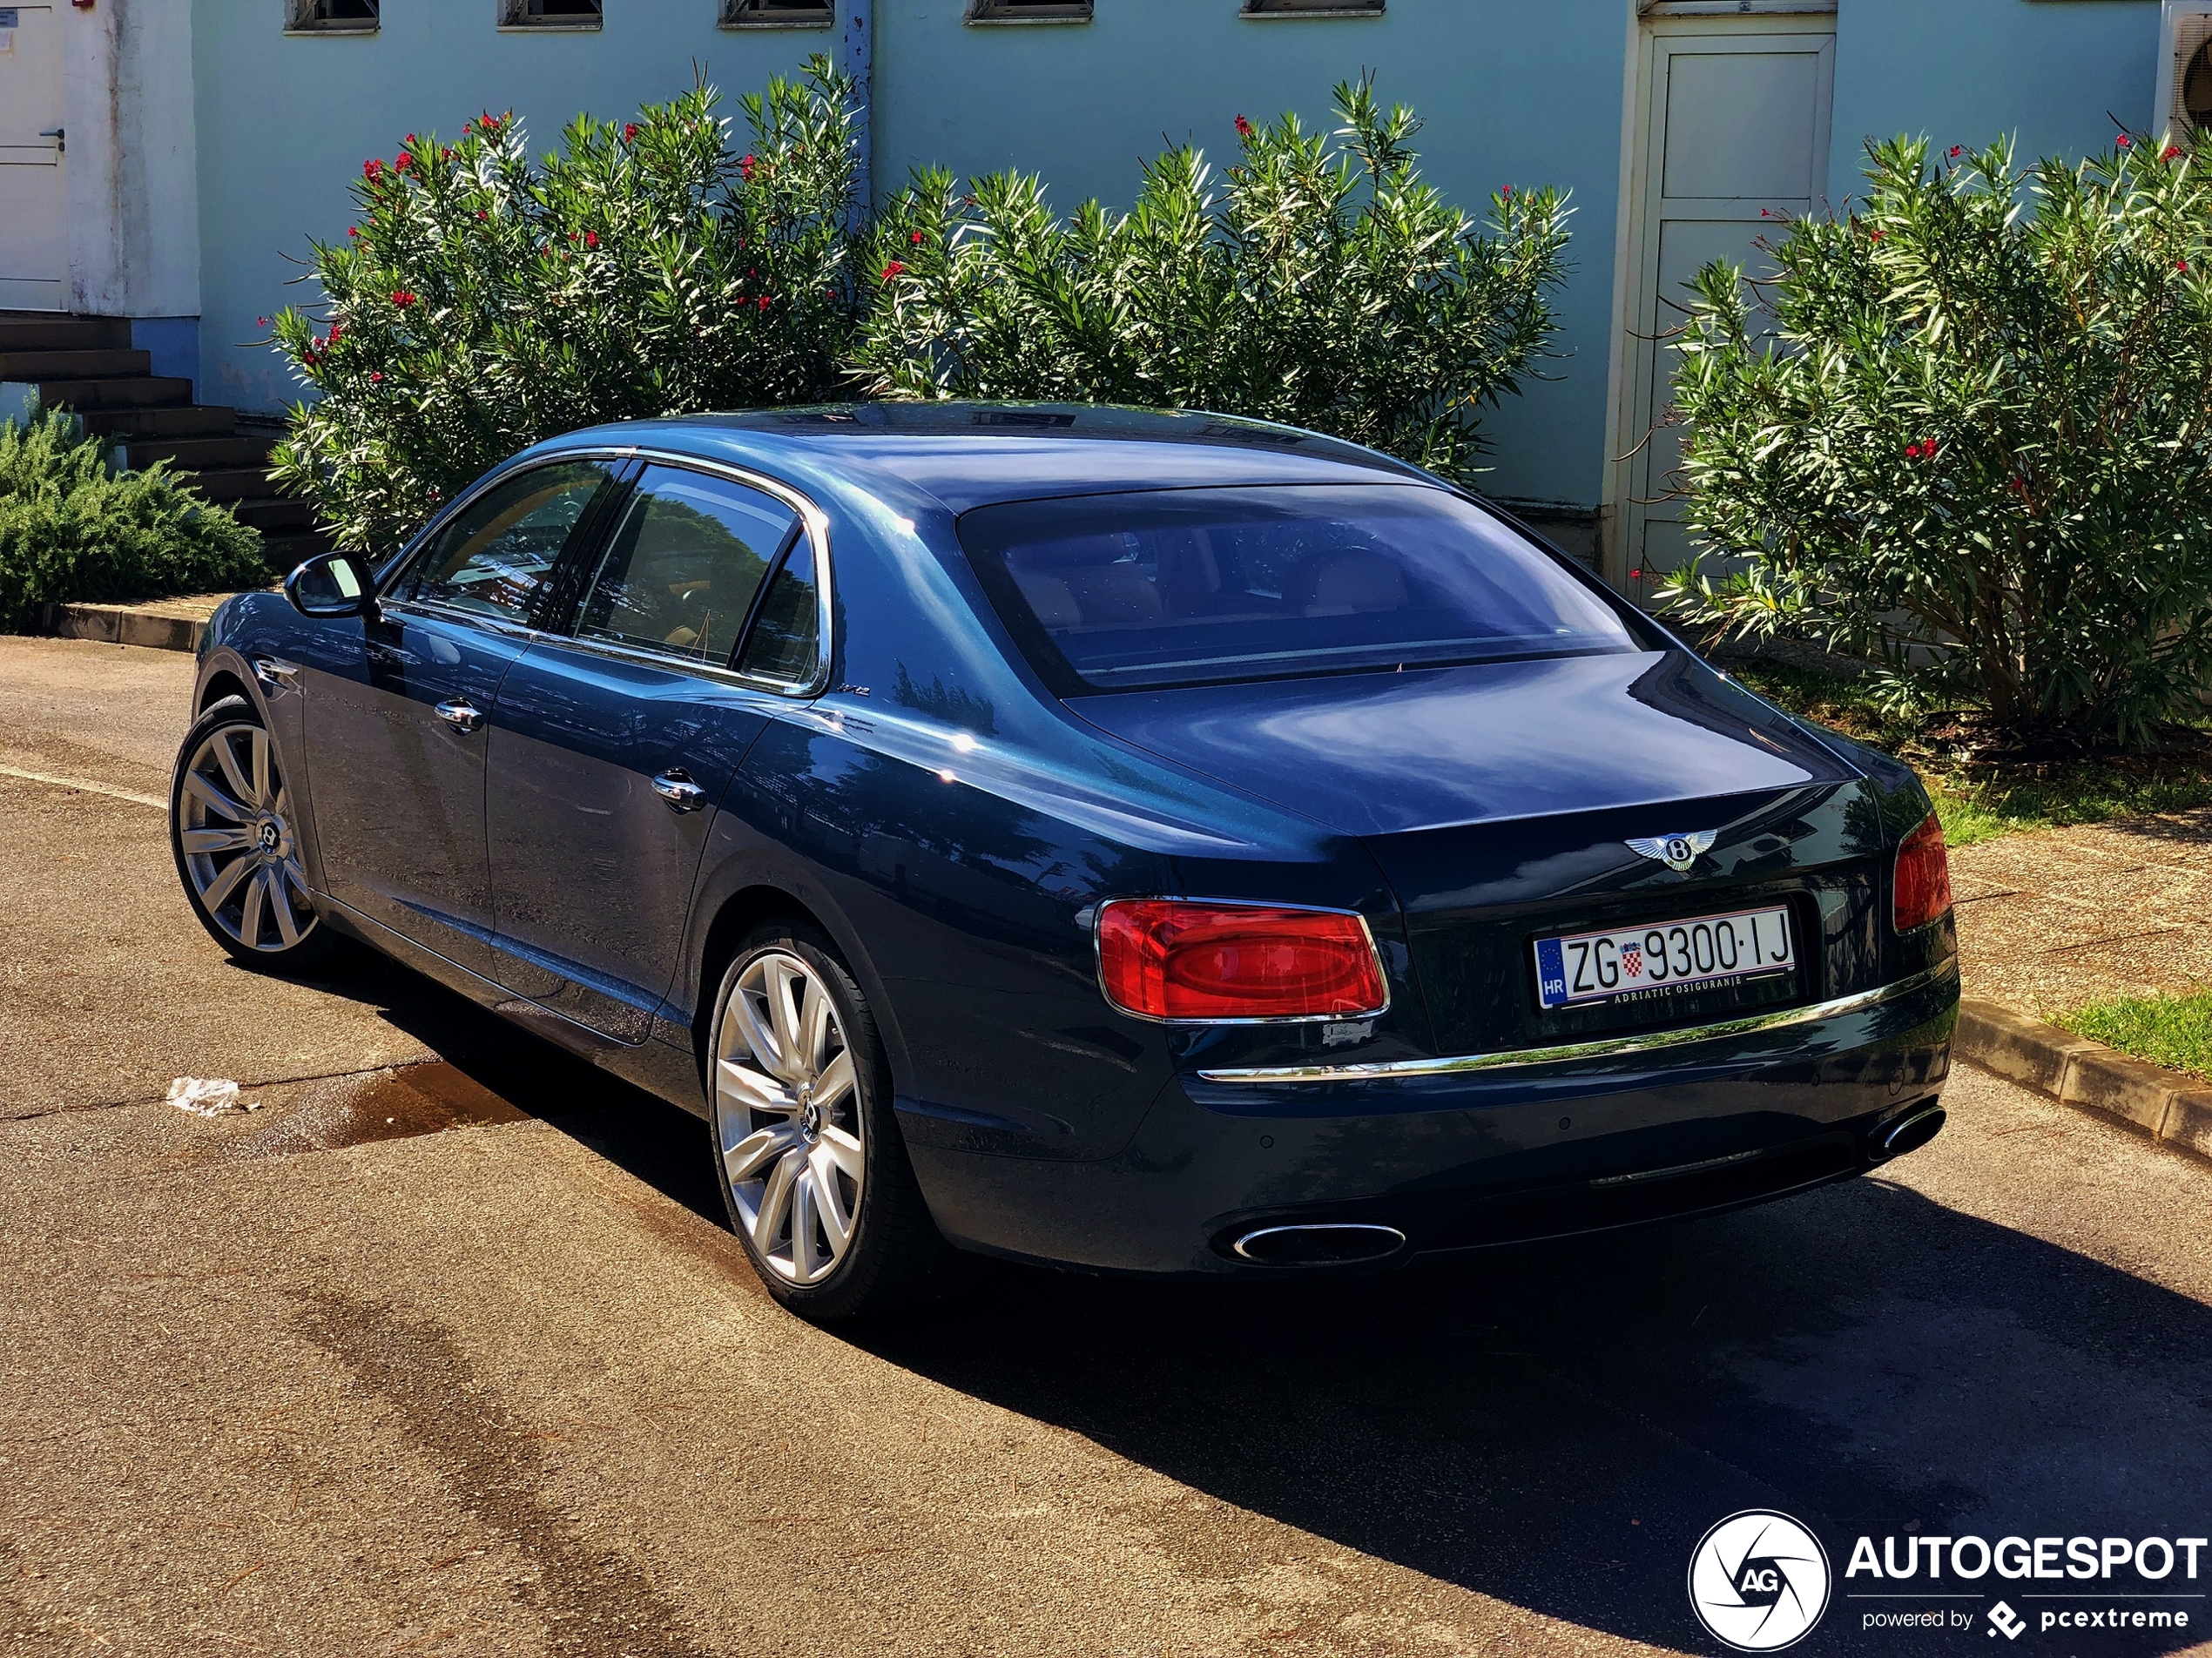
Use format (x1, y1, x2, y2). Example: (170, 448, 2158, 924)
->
(2056, 991, 2212, 1083)
(1726, 657, 2212, 847)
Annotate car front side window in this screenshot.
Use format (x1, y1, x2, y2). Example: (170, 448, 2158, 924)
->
(404, 460, 618, 625)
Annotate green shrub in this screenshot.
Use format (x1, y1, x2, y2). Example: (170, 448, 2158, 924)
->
(853, 75, 1572, 481)
(267, 59, 860, 557)
(0, 409, 267, 632)
(1661, 135, 2212, 751)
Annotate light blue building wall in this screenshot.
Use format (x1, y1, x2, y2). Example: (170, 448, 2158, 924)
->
(191, 0, 827, 420)
(1829, 0, 2160, 206)
(184, 0, 2173, 552)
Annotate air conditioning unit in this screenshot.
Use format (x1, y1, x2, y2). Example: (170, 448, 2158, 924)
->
(2156, 2, 2212, 141)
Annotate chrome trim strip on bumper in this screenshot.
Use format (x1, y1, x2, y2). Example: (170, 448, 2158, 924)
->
(1193, 960, 1959, 1085)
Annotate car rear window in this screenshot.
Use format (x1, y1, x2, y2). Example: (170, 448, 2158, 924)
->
(956, 484, 1639, 692)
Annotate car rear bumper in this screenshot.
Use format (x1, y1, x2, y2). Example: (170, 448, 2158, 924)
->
(906, 960, 1959, 1275)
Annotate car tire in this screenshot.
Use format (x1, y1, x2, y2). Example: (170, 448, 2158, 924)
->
(707, 920, 943, 1322)
(170, 695, 340, 973)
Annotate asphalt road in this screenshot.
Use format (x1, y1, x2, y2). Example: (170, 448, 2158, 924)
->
(3, 636, 2210, 1658)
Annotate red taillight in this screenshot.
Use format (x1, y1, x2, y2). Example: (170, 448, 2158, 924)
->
(1892, 812, 1952, 932)
(1096, 900, 1389, 1022)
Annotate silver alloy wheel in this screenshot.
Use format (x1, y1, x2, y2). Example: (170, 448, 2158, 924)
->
(177, 720, 316, 954)
(713, 950, 865, 1285)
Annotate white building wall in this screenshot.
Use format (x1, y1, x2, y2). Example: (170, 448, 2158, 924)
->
(64, 0, 200, 318)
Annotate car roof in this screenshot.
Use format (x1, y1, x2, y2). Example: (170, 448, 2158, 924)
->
(541, 402, 1436, 516)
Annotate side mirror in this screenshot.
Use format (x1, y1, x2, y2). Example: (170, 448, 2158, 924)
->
(284, 550, 380, 619)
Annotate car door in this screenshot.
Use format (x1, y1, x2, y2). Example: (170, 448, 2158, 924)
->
(301, 457, 624, 977)
(483, 461, 826, 1041)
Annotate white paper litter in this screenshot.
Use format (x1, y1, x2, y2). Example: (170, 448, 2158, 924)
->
(166, 1077, 261, 1117)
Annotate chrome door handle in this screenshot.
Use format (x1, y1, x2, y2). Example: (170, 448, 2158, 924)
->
(651, 771, 706, 812)
(434, 698, 482, 734)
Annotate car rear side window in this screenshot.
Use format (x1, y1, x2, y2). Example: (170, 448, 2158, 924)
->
(577, 465, 797, 665)
(958, 484, 1639, 692)
(734, 537, 822, 687)
(405, 460, 617, 624)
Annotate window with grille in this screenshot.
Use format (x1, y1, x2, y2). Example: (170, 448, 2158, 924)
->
(498, 0, 604, 29)
(1242, 0, 1384, 15)
(721, 0, 833, 25)
(285, 0, 380, 33)
(965, 0, 1092, 24)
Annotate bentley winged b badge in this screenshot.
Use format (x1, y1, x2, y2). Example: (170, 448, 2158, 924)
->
(1626, 830, 1717, 873)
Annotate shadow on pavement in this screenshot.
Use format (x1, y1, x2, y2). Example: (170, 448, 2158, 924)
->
(279, 947, 2212, 1655)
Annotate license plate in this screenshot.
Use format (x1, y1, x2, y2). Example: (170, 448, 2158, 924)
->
(1534, 904, 1796, 1010)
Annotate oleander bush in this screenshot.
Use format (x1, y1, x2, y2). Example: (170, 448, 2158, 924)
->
(0, 408, 267, 633)
(853, 74, 1572, 481)
(1661, 134, 2212, 751)
(267, 59, 862, 556)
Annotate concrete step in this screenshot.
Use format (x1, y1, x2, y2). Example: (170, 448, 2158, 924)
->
(185, 467, 279, 503)
(0, 316, 131, 352)
(0, 348, 151, 380)
(125, 435, 273, 470)
(230, 497, 316, 533)
(35, 375, 193, 411)
(80, 404, 237, 438)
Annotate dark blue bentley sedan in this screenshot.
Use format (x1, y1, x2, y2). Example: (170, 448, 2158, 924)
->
(171, 404, 1957, 1320)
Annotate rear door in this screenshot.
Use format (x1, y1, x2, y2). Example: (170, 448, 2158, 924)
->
(301, 458, 622, 976)
(483, 462, 825, 1041)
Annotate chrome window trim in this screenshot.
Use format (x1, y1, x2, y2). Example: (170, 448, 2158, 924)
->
(1091, 896, 1393, 1027)
(1194, 960, 1958, 1083)
(374, 445, 834, 702)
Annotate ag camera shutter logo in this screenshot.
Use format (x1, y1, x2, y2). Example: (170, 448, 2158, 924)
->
(1688, 1510, 1832, 1651)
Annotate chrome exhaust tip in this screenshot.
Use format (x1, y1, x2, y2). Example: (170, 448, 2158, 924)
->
(1875, 1103, 1946, 1159)
(1230, 1222, 1408, 1267)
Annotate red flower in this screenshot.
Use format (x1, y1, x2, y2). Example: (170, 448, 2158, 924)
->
(584, 232, 599, 249)
(881, 260, 906, 281)
(2167, 145, 2186, 162)
(1501, 184, 1513, 199)
(2007, 476, 2027, 495)
(328, 321, 344, 340)
(624, 123, 640, 142)
(395, 152, 412, 173)
(477, 208, 489, 220)
(1869, 229, 1885, 241)
(1234, 114, 1253, 139)
(257, 316, 270, 328)
(1905, 441, 1922, 460)
(759, 295, 772, 311)
(910, 230, 925, 246)
(347, 226, 360, 238)
(2182, 259, 2192, 273)
(369, 371, 383, 384)
(741, 153, 757, 181)
(363, 157, 384, 181)
(2118, 133, 2133, 148)
(391, 289, 417, 307)
(1629, 568, 1643, 580)
(404, 132, 416, 145)
(1949, 145, 1964, 158)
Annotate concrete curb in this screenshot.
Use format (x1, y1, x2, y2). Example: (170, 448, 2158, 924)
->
(1957, 998, 2212, 1162)
(35, 599, 211, 653)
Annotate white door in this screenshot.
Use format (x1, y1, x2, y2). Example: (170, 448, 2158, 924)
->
(1615, 20, 1835, 600)
(0, 4, 66, 311)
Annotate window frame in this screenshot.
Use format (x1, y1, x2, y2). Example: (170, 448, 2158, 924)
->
(1240, 0, 1384, 16)
(384, 456, 631, 633)
(964, 0, 1093, 24)
(284, 0, 381, 35)
(719, 0, 834, 28)
(496, 0, 604, 30)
